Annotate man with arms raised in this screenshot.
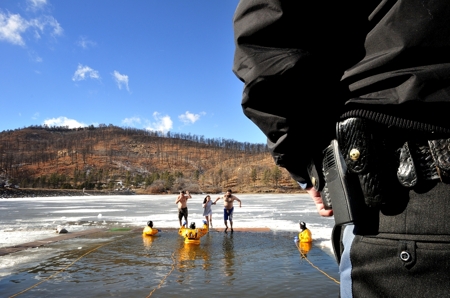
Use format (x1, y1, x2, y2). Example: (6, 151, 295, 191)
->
(175, 190, 191, 227)
(214, 189, 242, 233)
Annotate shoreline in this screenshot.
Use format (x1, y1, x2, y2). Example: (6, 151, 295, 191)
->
(0, 188, 135, 198)
(0, 188, 306, 198)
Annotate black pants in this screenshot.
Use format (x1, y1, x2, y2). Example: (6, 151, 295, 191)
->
(341, 182, 450, 297)
(178, 207, 188, 221)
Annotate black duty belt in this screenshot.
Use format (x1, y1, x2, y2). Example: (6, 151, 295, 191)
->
(337, 118, 450, 208)
(397, 139, 450, 187)
(322, 117, 450, 264)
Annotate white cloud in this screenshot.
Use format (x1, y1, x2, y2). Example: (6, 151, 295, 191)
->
(46, 16, 62, 36)
(29, 16, 62, 37)
(145, 112, 173, 133)
(28, 50, 42, 62)
(178, 111, 205, 125)
(112, 70, 129, 92)
(0, 11, 63, 46)
(122, 117, 141, 127)
(27, 0, 47, 11)
(76, 36, 96, 49)
(32, 112, 40, 120)
(72, 64, 100, 81)
(43, 116, 86, 128)
(0, 12, 29, 46)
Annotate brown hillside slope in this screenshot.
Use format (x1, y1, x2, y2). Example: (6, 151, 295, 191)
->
(0, 126, 301, 194)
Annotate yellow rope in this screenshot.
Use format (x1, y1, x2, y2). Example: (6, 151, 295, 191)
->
(9, 243, 109, 298)
(297, 242, 340, 285)
(146, 251, 177, 297)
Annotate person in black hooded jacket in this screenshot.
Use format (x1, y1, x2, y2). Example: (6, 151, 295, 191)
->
(233, 1, 450, 297)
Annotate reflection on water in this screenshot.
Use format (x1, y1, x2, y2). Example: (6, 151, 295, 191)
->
(177, 241, 210, 271)
(142, 234, 158, 249)
(2, 230, 339, 298)
(222, 233, 235, 281)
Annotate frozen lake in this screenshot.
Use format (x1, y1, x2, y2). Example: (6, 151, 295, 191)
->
(0, 193, 335, 252)
(0, 194, 339, 297)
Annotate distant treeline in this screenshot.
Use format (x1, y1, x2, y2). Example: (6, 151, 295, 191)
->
(2, 124, 267, 153)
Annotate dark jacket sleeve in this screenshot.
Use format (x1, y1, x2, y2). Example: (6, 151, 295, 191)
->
(232, 0, 353, 184)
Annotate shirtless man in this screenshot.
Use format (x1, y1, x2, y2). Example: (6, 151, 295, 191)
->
(214, 189, 242, 233)
(175, 190, 191, 227)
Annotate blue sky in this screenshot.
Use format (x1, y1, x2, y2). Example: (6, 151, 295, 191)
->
(0, 0, 267, 144)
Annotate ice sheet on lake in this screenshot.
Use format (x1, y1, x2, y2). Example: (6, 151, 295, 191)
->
(0, 193, 336, 275)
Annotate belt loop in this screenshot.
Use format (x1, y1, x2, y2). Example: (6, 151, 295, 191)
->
(397, 240, 416, 269)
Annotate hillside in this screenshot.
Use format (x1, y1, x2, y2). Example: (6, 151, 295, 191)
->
(0, 125, 302, 194)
